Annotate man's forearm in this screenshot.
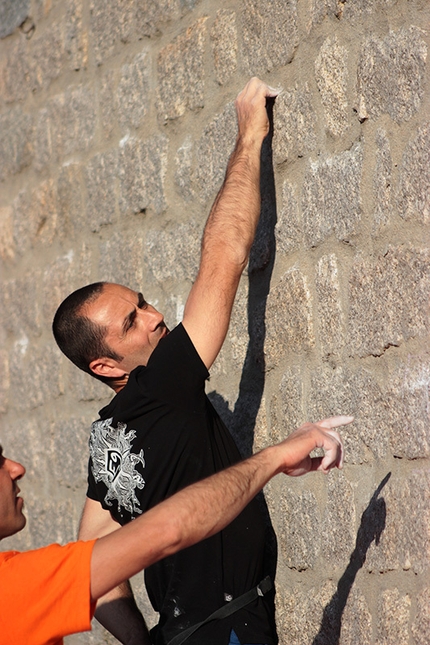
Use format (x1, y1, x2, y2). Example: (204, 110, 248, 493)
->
(91, 445, 279, 601)
(90, 417, 350, 601)
(201, 135, 263, 270)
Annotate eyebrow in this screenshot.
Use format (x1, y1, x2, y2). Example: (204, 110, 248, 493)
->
(122, 293, 145, 334)
(122, 308, 137, 334)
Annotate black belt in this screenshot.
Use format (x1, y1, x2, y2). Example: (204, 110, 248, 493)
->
(166, 576, 273, 645)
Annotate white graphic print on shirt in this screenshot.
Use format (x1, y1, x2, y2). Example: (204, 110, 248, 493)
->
(90, 417, 145, 516)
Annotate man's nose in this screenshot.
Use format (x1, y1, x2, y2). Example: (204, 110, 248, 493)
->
(6, 458, 26, 480)
(143, 305, 164, 324)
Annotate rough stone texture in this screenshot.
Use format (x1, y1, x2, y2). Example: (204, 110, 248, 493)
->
(195, 102, 237, 202)
(2, 273, 42, 337)
(357, 27, 427, 124)
(273, 84, 317, 164)
(340, 588, 373, 645)
(85, 150, 118, 232)
(308, 0, 340, 31)
(9, 343, 62, 411)
(278, 487, 320, 570)
(241, 0, 299, 75)
(0, 107, 33, 181)
(307, 366, 390, 464)
(145, 220, 201, 285)
(386, 357, 430, 459)
(210, 9, 237, 85)
(275, 580, 337, 645)
(0, 206, 15, 262)
(52, 416, 95, 490)
(97, 71, 116, 145)
(376, 589, 411, 645)
(373, 128, 393, 232)
(398, 122, 430, 225)
(366, 469, 430, 574)
(118, 51, 151, 131)
(321, 472, 356, 564)
(89, 0, 126, 65)
(174, 136, 194, 202)
(34, 87, 97, 171)
(12, 181, 58, 256)
(277, 367, 305, 435)
(28, 22, 64, 93)
(251, 395, 269, 453)
(315, 254, 345, 357)
(98, 231, 145, 291)
(348, 246, 430, 358)
(1, 38, 29, 103)
(265, 268, 315, 367)
(315, 36, 349, 137)
(343, 0, 400, 22)
(119, 134, 168, 214)
(302, 144, 363, 247)
(0, 345, 9, 414)
(412, 587, 430, 645)
(157, 18, 207, 122)
(25, 495, 78, 548)
(134, 0, 180, 38)
(65, 0, 87, 71)
(2, 417, 47, 483)
(42, 254, 76, 326)
(0, 0, 29, 38)
(275, 180, 303, 255)
(56, 164, 86, 241)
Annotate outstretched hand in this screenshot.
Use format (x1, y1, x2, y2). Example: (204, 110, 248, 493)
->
(277, 416, 353, 477)
(235, 77, 280, 145)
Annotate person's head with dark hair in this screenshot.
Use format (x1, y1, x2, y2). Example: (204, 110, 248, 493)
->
(52, 282, 168, 391)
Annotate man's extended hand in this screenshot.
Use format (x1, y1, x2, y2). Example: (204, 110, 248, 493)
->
(276, 416, 353, 477)
(235, 77, 280, 146)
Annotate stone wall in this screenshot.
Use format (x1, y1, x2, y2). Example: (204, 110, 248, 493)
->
(0, 1, 429, 643)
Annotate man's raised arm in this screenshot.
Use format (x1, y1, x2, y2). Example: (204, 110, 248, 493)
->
(90, 416, 352, 601)
(182, 78, 279, 369)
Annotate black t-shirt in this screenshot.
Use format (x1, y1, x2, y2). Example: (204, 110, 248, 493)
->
(87, 324, 277, 645)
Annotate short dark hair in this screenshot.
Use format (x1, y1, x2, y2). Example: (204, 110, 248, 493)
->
(52, 282, 123, 384)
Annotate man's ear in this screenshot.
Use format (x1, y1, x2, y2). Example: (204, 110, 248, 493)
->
(89, 357, 126, 379)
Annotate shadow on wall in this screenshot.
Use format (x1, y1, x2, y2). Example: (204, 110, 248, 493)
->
(208, 97, 278, 581)
(312, 472, 391, 645)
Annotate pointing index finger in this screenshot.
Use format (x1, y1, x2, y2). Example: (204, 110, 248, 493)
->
(318, 416, 354, 429)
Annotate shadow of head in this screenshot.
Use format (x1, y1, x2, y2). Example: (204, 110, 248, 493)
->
(355, 472, 391, 564)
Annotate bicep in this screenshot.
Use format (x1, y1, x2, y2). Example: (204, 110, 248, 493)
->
(79, 497, 120, 540)
(183, 264, 241, 369)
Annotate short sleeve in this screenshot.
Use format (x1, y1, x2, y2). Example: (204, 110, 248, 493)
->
(0, 541, 96, 645)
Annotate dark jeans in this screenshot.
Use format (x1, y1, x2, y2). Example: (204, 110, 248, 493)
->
(229, 630, 267, 645)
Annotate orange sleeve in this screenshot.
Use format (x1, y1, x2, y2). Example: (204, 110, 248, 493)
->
(0, 540, 96, 645)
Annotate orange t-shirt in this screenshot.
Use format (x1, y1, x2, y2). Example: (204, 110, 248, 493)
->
(0, 540, 96, 645)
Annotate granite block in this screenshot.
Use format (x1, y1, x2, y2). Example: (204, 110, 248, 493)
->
(315, 36, 349, 137)
(357, 26, 427, 123)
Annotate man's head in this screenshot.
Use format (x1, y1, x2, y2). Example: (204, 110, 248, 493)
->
(53, 282, 168, 388)
(0, 446, 26, 540)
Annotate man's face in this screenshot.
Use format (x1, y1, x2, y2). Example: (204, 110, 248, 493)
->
(84, 284, 169, 377)
(0, 446, 26, 540)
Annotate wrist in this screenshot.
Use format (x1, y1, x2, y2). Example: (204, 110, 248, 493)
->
(235, 130, 266, 154)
